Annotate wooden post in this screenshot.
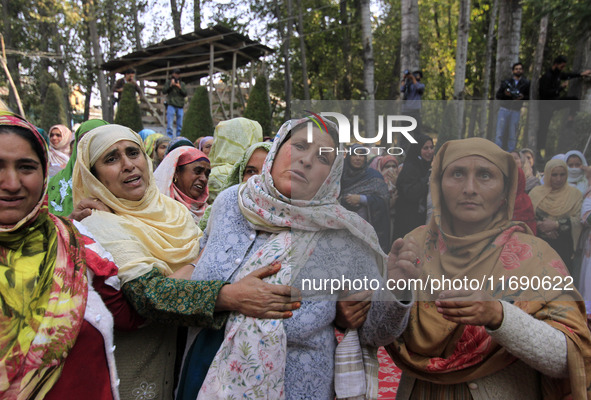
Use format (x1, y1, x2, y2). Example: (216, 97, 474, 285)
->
(209, 43, 214, 116)
(0, 35, 25, 116)
(230, 52, 237, 118)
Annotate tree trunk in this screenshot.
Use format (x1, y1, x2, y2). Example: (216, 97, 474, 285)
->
(131, 0, 143, 50)
(194, 0, 201, 31)
(400, 0, 420, 76)
(85, 0, 110, 121)
(276, 0, 292, 120)
(171, 0, 182, 36)
(297, 0, 309, 100)
(454, 0, 471, 138)
(494, 0, 522, 93)
(433, 8, 447, 99)
(340, 0, 352, 100)
(526, 14, 549, 150)
(453, 0, 471, 101)
(360, 0, 375, 138)
(1, 0, 23, 113)
(479, 0, 499, 138)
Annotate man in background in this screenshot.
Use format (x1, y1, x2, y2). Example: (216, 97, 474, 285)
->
(163, 68, 187, 138)
(494, 62, 530, 151)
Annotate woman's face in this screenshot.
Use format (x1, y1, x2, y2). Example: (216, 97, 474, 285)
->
(567, 155, 583, 169)
(156, 142, 168, 161)
(383, 161, 397, 171)
(271, 126, 336, 200)
(523, 152, 534, 169)
(420, 140, 435, 162)
(49, 128, 62, 147)
(550, 166, 568, 190)
(510, 152, 522, 169)
(349, 153, 366, 169)
(201, 139, 213, 156)
(0, 133, 44, 225)
(93, 140, 150, 201)
(243, 148, 268, 183)
(441, 155, 506, 236)
(174, 160, 210, 199)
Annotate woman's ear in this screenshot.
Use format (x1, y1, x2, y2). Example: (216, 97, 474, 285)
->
(173, 172, 178, 184)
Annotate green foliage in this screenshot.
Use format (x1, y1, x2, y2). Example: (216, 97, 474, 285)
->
(40, 83, 67, 131)
(115, 83, 143, 132)
(244, 76, 273, 137)
(181, 86, 214, 142)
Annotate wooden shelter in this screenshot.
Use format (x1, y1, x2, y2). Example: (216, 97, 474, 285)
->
(102, 25, 272, 127)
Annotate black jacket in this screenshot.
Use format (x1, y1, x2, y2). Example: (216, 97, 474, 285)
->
(539, 68, 581, 100)
(495, 77, 530, 110)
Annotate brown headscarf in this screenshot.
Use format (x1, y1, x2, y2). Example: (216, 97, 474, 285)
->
(529, 159, 583, 248)
(387, 138, 591, 399)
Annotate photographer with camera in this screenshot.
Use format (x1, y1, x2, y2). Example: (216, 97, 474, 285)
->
(163, 68, 187, 138)
(494, 62, 530, 151)
(400, 70, 425, 134)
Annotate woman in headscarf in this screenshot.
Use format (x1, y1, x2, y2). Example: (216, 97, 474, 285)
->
(178, 117, 414, 400)
(340, 144, 391, 252)
(143, 132, 163, 158)
(387, 137, 591, 399)
(151, 135, 171, 170)
(154, 146, 210, 223)
(207, 117, 263, 202)
(198, 141, 272, 231)
(0, 113, 142, 399)
(197, 135, 214, 156)
(47, 124, 73, 177)
(578, 187, 591, 318)
(393, 133, 435, 239)
(530, 159, 583, 270)
(565, 150, 589, 194)
(48, 119, 109, 216)
(71, 124, 298, 400)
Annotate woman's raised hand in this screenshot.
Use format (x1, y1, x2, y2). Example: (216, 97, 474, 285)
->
(215, 262, 302, 319)
(387, 237, 421, 281)
(70, 198, 111, 221)
(435, 290, 504, 330)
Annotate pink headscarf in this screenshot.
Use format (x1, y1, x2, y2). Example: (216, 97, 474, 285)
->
(153, 147, 210, 223)
(47, 124, 73, 174)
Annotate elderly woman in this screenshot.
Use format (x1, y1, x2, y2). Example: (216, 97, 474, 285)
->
(207, 117, 263, 202)
(154, 146, 210, 223)
(530, 159, 583, 269)
(0, 113, 144, 399)
(47, 124, 73, 177)
(387, 137, 591, 399)
(71, 124, 299, 400)
(340, 144, 391, 251)
(178, 117, 415, 400)
(48, 119, 109, 216)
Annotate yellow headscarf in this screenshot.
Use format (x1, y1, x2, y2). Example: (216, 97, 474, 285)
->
(387, 138, 591, 399)
(72, 124, 201, 284)
(529, 159, 583, 248)
(207, 117, 263, 202)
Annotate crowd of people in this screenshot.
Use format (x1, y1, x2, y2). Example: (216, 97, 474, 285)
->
(1, 106, 591, 400)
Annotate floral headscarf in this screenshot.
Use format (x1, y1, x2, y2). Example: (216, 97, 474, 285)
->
(387, 138, 591, 399)
(199, 118, 386, 400)
(0, 112, 88, 398)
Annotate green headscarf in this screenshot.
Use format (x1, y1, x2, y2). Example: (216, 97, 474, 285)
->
(198, 141, 271, 231)
(48, 119, 108, 216)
